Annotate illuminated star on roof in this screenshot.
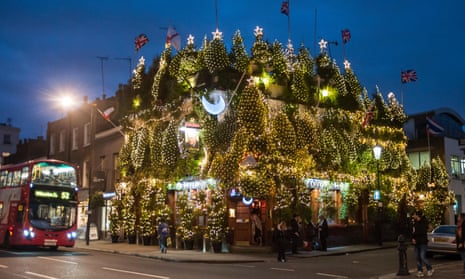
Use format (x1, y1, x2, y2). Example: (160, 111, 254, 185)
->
(247, 77, 255, 85)
(344, 59, 351, 70)
(187, 34, 194, 45)
(254, 26, 263, 37)
(212, 29, 222, 40)
(319, 39, 328, 52)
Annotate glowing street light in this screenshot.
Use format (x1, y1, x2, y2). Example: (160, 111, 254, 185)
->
(373, 144, 383, 246)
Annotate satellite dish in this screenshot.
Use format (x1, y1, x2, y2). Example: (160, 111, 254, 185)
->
(201, 89, 226, 115)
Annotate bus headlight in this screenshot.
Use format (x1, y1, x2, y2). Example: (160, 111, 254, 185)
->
(67, 231, 77, 240)
(23, 228, 35, 239)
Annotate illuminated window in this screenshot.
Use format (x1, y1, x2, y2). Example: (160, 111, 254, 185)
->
(408, 151, 430, 170)
(451, 156, 460, 179)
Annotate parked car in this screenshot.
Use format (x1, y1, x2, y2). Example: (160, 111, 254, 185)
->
(427, 225, 458, 257)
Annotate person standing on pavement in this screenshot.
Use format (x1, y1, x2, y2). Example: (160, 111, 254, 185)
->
(412, 210, 434, 277)
(157, 219, 169, 253)
(273, 221, 288, 262)
(456, 213, 465, 274)
(318, 215, 329, 251)
(290, 214, 302, 254)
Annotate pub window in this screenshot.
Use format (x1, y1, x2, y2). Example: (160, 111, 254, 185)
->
(451, 155, 460, 179)
(408, 151, 430, 170)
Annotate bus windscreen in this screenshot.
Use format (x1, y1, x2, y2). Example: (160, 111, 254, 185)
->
(32, 161, 77, 187)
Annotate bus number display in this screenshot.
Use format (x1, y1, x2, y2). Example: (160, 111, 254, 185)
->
(34, 190, 71, 200)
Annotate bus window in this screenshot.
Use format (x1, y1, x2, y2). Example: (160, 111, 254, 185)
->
(0, 171, 6, 187)
(6, 172, 13, 187)
(20, 167, 29, 185)
(12, 170, 21, 186)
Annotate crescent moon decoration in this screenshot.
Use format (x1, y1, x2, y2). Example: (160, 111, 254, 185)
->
(201, 89, 227, 115)
(242, 196, 253, 206)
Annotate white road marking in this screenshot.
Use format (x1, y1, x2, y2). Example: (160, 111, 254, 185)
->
(233, 264, 255, 268)
(315, 272, 349, 278)
(25, 271, 59, 279)
(270, 267, 295, 272)
(0, 264, 7, 268)
(37, 256, 78, 265)
(102, 267, 170, 279)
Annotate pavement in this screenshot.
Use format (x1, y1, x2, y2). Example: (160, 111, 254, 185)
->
(72, 239, 464, 278)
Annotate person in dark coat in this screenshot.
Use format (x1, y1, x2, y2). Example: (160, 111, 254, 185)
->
(412, 210, 433, 277)
(318, 215, 329, 251)
(273, 221, 288, 262)
(290, 214, 302, 254)
(456, 214, 465, 274)
(157, 219, 169, 254)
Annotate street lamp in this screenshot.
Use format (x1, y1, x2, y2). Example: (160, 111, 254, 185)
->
(85, 104, 96, 246)
(373, 145, 382, 245)
(373, 145, 382, 199)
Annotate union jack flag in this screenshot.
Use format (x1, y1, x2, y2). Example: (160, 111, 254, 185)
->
(401, 69, 418, 83)
(281, 1, 289, 16)
(341, 29, 351, 43)
(134, 34, 149, 52)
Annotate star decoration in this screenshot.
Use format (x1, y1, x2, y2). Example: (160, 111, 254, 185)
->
(246, 77, 255, 86)
(343, 59, 351, 70)
(287, 39, 294, 50)
(212, 29, 222, 40)
(319, 39, 328, 52)
(254, 26, 263, 37)
(187, 34, 194, 45)
(138, 56, 145, 65)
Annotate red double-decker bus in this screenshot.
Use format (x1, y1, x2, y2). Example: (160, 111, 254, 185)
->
(0, 159, 79, 249)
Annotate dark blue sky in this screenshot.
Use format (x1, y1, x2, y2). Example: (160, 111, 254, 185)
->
(1, 1, 465, 139)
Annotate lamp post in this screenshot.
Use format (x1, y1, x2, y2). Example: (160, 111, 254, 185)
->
(373, 145, 382, 245)
(85, 104, 96, 246)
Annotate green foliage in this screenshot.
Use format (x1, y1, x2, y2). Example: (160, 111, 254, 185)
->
(161, 120, 180, 168)
(205, 36, 230, 73)
(236, 84, 267, 136)
(231, 30, 250, 73)
(115, 26, 432, 235)
(207, 188, 227, 242)
(176, 192, 198, 240)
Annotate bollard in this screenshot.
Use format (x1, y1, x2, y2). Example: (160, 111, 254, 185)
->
(397, 234, 410, 276)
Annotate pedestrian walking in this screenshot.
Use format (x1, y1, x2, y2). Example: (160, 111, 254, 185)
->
(318, 215, 329, 251)
(412, 210, 434, 277)
(157, 219, 169, 254)
(251, 213, 263, 245)
(290, 214, 302, 254)
(456, 213, 465, 274)
(273, 221, 288, 262)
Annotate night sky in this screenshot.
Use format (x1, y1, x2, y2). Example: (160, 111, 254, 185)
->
(1, 0, 465, 139)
